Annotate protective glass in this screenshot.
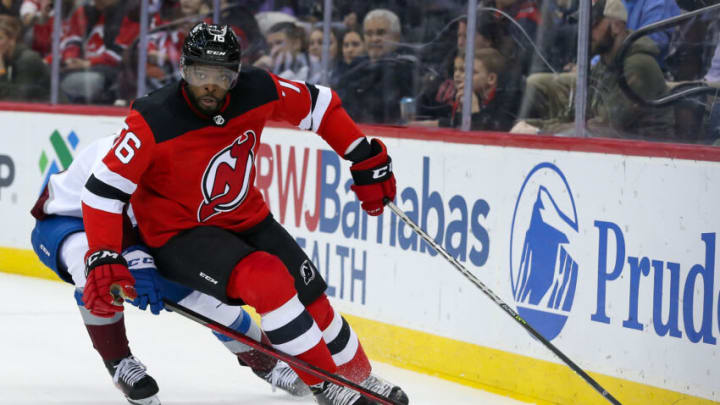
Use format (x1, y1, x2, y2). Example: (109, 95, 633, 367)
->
(182, 64, 239, 90)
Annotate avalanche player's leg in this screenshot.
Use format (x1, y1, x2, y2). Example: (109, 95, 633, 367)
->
(165, 289, 311, 397)
(30, 218, 160, 405)
(121, 244, 310, 397)
(245, 217, 409, 404)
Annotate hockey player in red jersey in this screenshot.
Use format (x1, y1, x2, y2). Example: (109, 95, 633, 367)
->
(80, 22, 407, 405)
(30, 136, 310, 405)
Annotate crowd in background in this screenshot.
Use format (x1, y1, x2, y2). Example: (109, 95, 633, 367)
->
(0, 0, 718, 144)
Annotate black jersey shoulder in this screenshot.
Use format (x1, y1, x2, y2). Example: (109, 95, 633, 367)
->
(131, 68, 279, 144)
(225, 66, 280, 117)
(131, 82, 199, 143)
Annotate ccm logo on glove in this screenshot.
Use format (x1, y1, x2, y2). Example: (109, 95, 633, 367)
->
(349, 138, 397, 216)
(85, 249, 122, 272)
(83, 249, 137, 318)
(372, 163, 392, 180)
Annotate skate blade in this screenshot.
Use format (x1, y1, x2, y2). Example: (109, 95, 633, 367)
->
(126, 395, 161, 405)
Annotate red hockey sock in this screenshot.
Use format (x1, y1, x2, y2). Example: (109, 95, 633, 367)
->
(227, 252, 337, 386)
(306, 294, 334, 329)
(337, 343, 371, 383)
(293, 341, 337, 385)
(84, 314, 131, 362)
(307, 295, 372, 383)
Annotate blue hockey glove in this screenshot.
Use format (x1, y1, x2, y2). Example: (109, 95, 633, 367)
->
(129, 268, 165, 315)
(123, 245, 165, 315)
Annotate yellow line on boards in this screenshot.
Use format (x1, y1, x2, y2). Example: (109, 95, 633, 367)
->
(0, 246, 60, 281)
(1, 246, 715, 405)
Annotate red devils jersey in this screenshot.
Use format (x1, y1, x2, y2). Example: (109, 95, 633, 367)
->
(81, 68, 364, 252)
(59, 5, 139, 66)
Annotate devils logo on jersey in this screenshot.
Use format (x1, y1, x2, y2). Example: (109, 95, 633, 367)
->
(197, 130, 257, 222)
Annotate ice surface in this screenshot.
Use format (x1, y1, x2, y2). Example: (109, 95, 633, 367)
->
(0, 273, 532, 405)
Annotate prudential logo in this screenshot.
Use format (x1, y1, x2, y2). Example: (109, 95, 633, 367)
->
(510, 162, 579, 341)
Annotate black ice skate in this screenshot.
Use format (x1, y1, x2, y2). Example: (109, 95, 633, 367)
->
(311, 381, 370, 405)
(359, 374, 409, 404)
(104, 355, 161, 405)
(253, 360, 311, 396)
(312, 374, 410, 405)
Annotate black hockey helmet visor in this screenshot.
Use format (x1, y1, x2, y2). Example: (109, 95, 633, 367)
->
(183, 64, 238, 90)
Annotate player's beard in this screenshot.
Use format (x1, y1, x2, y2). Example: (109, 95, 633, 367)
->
(187, 88, 225, 115)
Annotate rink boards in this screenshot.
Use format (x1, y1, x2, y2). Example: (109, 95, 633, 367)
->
(0, 106, 719, 405)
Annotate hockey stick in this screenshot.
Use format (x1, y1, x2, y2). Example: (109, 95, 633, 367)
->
(384, 200, 623, 405)
(161, 299, 403, 405)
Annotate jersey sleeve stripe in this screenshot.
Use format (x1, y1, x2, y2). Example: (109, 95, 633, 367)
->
(311, 85, 332, 133)
(81, 188, 126, 214)
(94, 161, 138, 195)
(86, 174, 132, 203)
(298, 110, 312, 131)
(279, 80, 302, 93)
(306, 83, 320, 110)
(296, 82, 320, 131)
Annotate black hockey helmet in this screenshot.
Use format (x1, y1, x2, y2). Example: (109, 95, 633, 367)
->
(181, 22, 242, 72)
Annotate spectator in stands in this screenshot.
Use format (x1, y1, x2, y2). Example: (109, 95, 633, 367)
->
(530, 0, 578, 74)
(338, 8, 418, 124)
(0, 0, 20, 17)
(665, 12, 717, 81)
(406, 1, 463, 70)
(178, 0, 210, 23)
(441, 48, 521, 131)
(253, 21, 310, 81)
(307, 26, 340, 84)
(332, 28, 366, 88)
(513, 0, 675, 140)
(131, 0, 209, 94)
(493, 0, 541, 75)
(58, 0, 139, 104)
(20, 0, 53, 58)
(20, 0, 48, 27)
(624, 0, 682, 63)
(412, 47, 521, 131)
(588, 0, 682, 68)
(340, 29, 365, 66)
(457, 14, 508, 53)
(416, 13, 513, 121)
(363, 8, 401, 63)
(219, 0, 266, 64)
(0, 14, 49, 101)
(23, 0, 76, 61)
(332, 1, 410, 35)
(140, 0, 259, 84)
(117, 0, 260, 103)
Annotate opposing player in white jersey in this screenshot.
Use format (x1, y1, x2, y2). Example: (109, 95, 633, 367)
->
(30, 136, 309, 405)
